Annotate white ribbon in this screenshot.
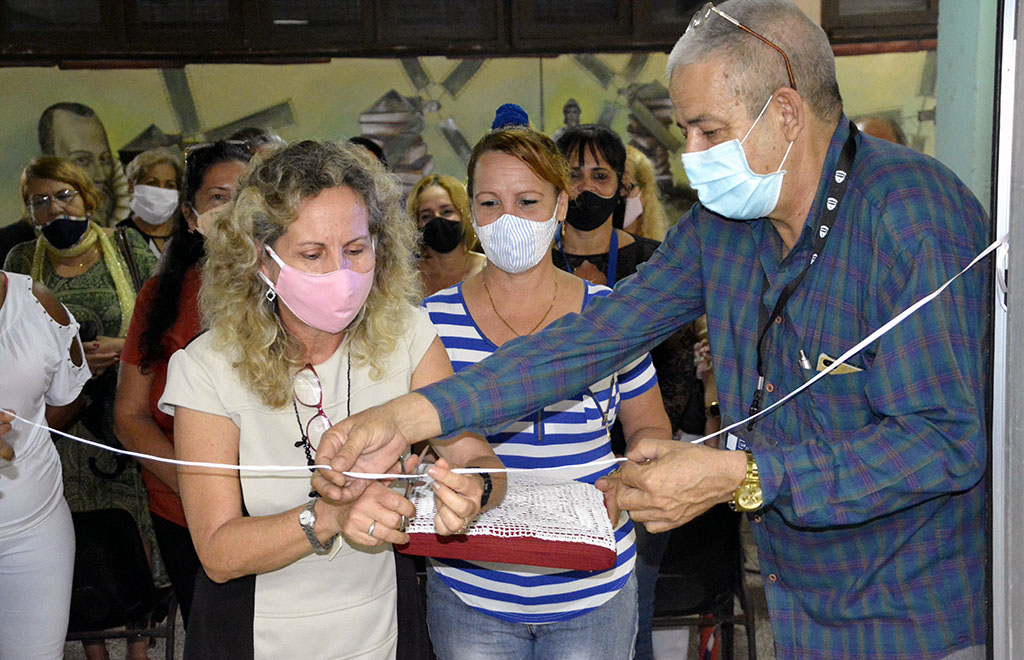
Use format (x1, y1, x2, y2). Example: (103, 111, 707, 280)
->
(5, 413, 625, 479)
(688, 234, 1007, 445)
(5, 235, 1004, 475)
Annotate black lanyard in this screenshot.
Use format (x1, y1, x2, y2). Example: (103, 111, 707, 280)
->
(746, 121, 859, 430)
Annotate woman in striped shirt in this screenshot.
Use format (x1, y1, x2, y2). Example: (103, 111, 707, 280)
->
(422, 126, 672, 659)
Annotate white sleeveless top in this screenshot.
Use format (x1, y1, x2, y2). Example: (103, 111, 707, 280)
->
(0, 271, 89, 542)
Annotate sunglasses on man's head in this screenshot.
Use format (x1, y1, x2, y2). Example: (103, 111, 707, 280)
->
(687, 2, 797, 91)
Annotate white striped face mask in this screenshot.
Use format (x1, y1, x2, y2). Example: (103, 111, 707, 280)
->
(473, 206, 560, 274)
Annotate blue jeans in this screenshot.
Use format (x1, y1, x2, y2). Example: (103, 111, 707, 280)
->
(633, 522, 671, 660)
(426, 567, 638, 660)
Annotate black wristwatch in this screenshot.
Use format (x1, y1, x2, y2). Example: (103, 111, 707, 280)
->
(478, 472, 493, 508)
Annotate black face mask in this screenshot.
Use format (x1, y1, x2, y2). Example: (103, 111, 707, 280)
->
(565, 190, 620, 232)
(421, 216, 464, 254)
(41, 215, 90, 250)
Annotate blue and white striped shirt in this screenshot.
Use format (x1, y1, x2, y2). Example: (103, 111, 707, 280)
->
(423, 281, 657, 623)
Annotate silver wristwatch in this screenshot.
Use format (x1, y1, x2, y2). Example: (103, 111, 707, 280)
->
(299, 498, 334, 555)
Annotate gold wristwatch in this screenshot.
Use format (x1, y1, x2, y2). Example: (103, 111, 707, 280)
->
(729, 451, 763, 512)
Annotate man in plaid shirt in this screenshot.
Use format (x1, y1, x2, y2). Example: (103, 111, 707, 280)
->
(316, 2, 988, 657)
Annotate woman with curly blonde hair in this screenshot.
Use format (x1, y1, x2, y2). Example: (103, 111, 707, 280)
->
(159, 140, 502, 659)
(622, 145, 670, 241)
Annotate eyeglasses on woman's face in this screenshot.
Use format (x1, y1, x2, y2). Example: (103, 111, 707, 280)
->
(26, 188, 82, 223)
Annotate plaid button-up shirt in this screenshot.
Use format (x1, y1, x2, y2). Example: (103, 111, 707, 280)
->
(419, 117, 988, 659)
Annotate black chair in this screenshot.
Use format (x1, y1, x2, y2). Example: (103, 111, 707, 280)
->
(651, 504, 757, 660)
(65, 508, 178, 660)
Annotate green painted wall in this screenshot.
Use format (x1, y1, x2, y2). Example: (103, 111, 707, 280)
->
(935, 0, 998, 211)
(0, 48, 938, 228)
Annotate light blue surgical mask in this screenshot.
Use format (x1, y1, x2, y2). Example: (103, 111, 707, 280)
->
(680, 95, 794, 220)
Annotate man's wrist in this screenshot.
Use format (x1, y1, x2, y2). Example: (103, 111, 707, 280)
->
(727, 449, 749, 492)
(729, 450, 763, 512)
(399, 392, 443, 442)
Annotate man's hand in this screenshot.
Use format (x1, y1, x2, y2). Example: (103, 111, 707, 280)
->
(596, 439, 748, 533)
(312, 401, 413, 503)
(595, 468, 623, 526)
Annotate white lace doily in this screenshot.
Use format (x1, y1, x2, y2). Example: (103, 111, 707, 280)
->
(405, 473, 616, 551)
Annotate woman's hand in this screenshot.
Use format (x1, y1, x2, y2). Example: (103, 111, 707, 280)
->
(114, 363, 180, 491)
(84, 335, 123, 376)
(333, 481, 417, 547)
(427, 457, 484, 536)
(0, 409, 14, 461)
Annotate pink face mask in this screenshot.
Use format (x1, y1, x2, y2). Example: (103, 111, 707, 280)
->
(259, 244, 374, 334)
(622, 195, 643, 230)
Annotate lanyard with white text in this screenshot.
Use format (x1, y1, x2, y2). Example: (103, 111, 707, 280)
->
(747, 121, 859, 431)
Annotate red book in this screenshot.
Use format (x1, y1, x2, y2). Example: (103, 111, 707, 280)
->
(395, 474, 618, 571)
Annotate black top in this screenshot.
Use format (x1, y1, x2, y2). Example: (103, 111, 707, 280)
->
(554, 233, 660, 285)
(0, 221, 35, 268)
(552, 232, 705, 440)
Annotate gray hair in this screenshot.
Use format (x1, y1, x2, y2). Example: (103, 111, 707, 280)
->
(666, 0, 842, 122)
(124, 147, 184, 186)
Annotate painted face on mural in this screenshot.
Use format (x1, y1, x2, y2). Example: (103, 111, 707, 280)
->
(49, 109, 116, 222)
(564, 104, 580, 127)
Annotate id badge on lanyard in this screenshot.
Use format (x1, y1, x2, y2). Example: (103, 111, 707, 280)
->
(725, 427, 750, 451)
(725, 426, 772, 452)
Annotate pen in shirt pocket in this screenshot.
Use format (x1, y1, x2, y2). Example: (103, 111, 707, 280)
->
(798, 349, 813, 371)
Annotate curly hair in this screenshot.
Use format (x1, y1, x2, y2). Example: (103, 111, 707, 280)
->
(200, 140, 421, 409)
(624, 145, 670, 241)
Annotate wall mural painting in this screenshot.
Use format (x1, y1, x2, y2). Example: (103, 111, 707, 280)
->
(0, 49, 935, 228)
(37, 102, 132, 227)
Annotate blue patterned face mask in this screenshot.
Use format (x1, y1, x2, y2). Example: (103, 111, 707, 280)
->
(473, 205, 560, 274)
(680, 95, 794, 220)
(40, 214, 90, 249)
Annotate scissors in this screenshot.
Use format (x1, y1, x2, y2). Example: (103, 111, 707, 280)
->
(399, 446, 432, 530)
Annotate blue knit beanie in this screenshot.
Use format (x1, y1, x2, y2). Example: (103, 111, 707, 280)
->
(491, 103, 530, 129)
